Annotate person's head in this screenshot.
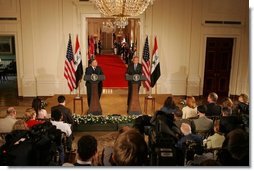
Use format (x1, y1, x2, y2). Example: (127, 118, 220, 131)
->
(6, 107, 16, 118)
(25, 108, 36, 120)
(180, 123, 192, 136)
(51, 109, 63, 121)
(186, 96, 196, 108)
(197, 105, 207, 116)
(163, 94, 176, 109)
(32, 97, 42, 113)
(91, 59, 98, 67)
(132, 56, 139, 64)
(221, 107, 232, 116)
(113, 129, 148, 166)
(12, 120, 29, 131)
(223, 128, 249, 161)
(77, 135, 98, 162)
(221, 97, 233, 108)
(57, 95, 66, 105)
(238, 94, 249, 104)
(207, 92, 218, 103)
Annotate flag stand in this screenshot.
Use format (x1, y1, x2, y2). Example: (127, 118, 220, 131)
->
(75, 81, 81, 99)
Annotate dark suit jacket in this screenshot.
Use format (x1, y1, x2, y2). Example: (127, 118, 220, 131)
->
(51, 105, 74, 125)
(127, 63, 142, 86)
(219, 116, 242, 134)
(127, 63, 142, 75)
(206, 103, 221, 117)
(84, 66, 104, 86)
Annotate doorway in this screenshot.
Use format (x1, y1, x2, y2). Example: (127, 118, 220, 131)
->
(0, 35, 18, 106)
(203, 37, 234, 97)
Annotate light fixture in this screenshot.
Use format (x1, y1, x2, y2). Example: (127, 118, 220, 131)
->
(91, 0, 154, 28)
(114, 17, 128, 29)
(101, 19, 116, 33)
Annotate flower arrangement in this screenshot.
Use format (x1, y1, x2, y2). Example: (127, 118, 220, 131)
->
(73, 114, 141, 125)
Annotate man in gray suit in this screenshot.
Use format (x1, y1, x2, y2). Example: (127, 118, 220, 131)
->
(193, 105, 213, 135)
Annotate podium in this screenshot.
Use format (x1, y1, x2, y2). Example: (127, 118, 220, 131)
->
(126, 74, 146, 115)
(84, 74, 105, 115)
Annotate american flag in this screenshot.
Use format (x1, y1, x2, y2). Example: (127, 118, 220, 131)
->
(64, 35, 76, 92)
(142, 36, 151, 91)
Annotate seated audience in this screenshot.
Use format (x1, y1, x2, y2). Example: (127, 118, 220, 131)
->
(0, 107, 17, 133)
(112, 128, 148, 166)
(219, 107, 242, 135)
(236, 93, 249, 115)
(160, 95, 179, 114)
(50, 109, 72, 137)
(204, 119, 225, 149)
(221, 97, 233, 109)
(176, 123, 202, 149)
(193, 105, 213, 136)
(74, 135, 98, 166)
(206, 92, 221, 117)
(217, 128, 249, 166)
(32, 97, 48, 118)
(51, 95, 74, 125)
(173, 109, 196, 134)
(25, 108, 43, 128)
(182, 96, 198, 119)
(12, 120, 29, 131)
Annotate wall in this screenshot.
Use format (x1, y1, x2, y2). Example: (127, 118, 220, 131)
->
(0, 0, 249, 97)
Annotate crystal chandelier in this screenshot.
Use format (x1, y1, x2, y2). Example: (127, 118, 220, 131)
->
(91, 0, 154, 28)
(114, 17, 128, 28)
(102, 20, 116, 33)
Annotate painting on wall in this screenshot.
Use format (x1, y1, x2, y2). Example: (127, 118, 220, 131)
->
(0, 36, 15, 55)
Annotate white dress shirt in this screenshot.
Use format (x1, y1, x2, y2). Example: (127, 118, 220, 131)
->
(51, 120, 72, 137)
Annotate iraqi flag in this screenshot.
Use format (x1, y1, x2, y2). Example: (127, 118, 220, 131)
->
(74, 35, 83, 88)
(151, 36, 161, 87)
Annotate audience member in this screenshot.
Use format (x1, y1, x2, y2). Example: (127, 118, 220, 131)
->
(217, 128, 249, 166)
(32, 97, 47, 118)
(237, 93, 249, 115)
(206, 92, 221, 117)
(112, 129, 148, 166)
(182, 96, 198, 119)
(51, 95, 74, 125)
(193, 105, 213, 136)
(12, 120, 29, 131)
(50, 110, 72, 137)
(221, 97, 233, 109)
(25, 108, 43, 128)
(219, 107, 242, 135)
(74, 135, 98, 166)
(0, 107, 17, 133)
(160, 95, 178, 114)
(173, 109, 196, 134)
(204, 119, 225, 149)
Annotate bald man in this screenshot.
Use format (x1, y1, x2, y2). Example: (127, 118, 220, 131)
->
(0, 107, 17, 133)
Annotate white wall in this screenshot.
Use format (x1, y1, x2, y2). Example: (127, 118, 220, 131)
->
(0, 0, 249, 97)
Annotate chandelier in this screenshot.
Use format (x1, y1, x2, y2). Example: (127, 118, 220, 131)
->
(91, 0, 154, 28)
(102, 20, 116, 33)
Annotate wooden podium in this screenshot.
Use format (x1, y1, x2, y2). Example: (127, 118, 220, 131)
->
(126, 74, 146, 115)
(84, 74, 105, 115)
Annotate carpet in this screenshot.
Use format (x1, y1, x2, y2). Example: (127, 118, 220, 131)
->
(96, 55, 128, 88)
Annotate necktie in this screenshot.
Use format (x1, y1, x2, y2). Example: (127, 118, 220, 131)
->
(134, 64, 137, 71)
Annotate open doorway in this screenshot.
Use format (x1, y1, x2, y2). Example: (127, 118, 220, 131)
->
(0, 35, 18, 106)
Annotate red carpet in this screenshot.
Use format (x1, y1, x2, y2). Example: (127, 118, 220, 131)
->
(96, 54, 128, 88)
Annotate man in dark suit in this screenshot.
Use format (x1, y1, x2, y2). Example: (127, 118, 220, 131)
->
(51, 95, 74, 151)
(51, 95, 74, 125)
(84, 58, 104, 107)
(206, 92, 221, 117)
(126, 56, 142, 107)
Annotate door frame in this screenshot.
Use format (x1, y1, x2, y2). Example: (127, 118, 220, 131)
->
(199, 34, 241, 96)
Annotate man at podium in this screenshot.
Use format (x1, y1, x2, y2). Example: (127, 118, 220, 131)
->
(84, 58, 104, 107)
(127, 56, 142, 107)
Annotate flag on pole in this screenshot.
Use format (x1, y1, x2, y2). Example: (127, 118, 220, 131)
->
(151, 36, 161, 87)
(142, 36, 151, 91)
(64, 34, 76, 92)
(74, 35, 83, 89)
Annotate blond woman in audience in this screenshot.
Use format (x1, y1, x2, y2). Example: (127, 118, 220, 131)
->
(13, 120, 29, 131)
(25, 108, 43, 128)
(182, 96, 198, 119)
